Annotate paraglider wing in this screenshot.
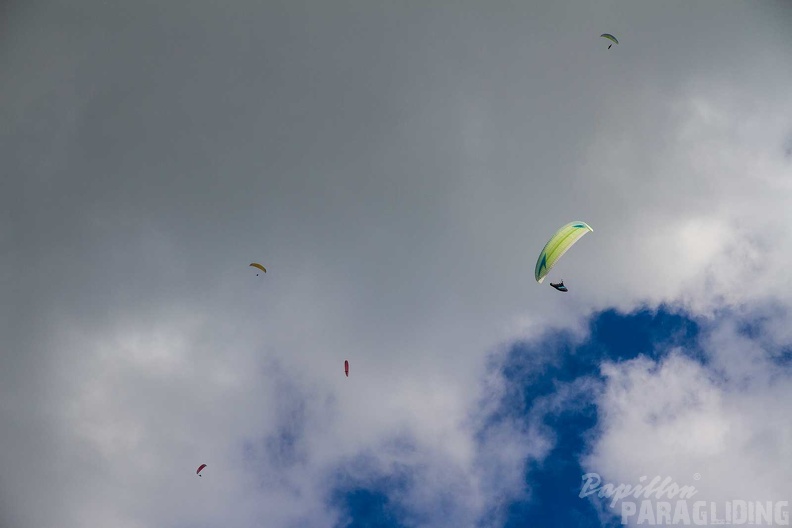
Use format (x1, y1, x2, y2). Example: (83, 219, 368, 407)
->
(249, 263, 266, 275)
(197, 464, 207, 476)
(600, 33, 619, 46)
(344, 360, 349, 377)
(534, 222, 593, 284)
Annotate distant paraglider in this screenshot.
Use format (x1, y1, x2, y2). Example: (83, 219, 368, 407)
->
(535, 221, 593, 292)
(344, 360, 349, 377)
(197, 464, 207, 477)
(601, 33, 618, 49)
(249, 263, 267, 276)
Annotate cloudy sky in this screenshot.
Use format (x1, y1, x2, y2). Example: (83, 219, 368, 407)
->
(2, 1, 792, 526)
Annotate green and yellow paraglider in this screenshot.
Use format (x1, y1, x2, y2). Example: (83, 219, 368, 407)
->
(535, 221, 593, 291)
(600, 33, 618, 49)
(250, 263, 267, 276)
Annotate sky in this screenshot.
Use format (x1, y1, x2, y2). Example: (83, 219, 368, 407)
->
(2, 1, 792, 527)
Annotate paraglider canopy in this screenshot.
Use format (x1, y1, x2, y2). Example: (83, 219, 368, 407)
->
(249, 263, 266, 276)
(197, 464, 207, 476)
(535, 221, 593, 284)
(600, 33, 618, 49)
(344, 360, 349, 377)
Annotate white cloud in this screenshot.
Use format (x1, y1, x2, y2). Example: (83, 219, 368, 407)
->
(584, 331, 792, 527)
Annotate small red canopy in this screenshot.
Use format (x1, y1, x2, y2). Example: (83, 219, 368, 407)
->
(197, 464, 207, 475)
(344, 360, 349, 377)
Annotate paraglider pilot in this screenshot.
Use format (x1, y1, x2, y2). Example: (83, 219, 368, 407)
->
(550, 280, 568, 292)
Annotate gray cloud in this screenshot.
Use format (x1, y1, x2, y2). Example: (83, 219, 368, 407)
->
(2, 1, 792, 526)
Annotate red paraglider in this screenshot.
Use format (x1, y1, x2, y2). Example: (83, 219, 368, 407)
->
(197, 464, 207, 477)
(344, 360, 349, 377)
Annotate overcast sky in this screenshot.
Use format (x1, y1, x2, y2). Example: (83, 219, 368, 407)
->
(2, 1, 792, 527)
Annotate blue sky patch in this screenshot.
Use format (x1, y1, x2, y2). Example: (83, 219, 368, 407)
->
(329, 305, 710, 527)
(335, 488, 405, 528)
(497, 305, 702, 527)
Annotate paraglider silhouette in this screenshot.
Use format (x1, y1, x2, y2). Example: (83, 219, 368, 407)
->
(344, 360, 349, 377)
(197, 464, 207, 477)
(601, 33, 619, 50)
(249, 263, 266, 276)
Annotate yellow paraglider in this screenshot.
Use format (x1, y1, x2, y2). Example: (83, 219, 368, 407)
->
(534, 222, 593, 287)
(250, 263, 267, 276)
